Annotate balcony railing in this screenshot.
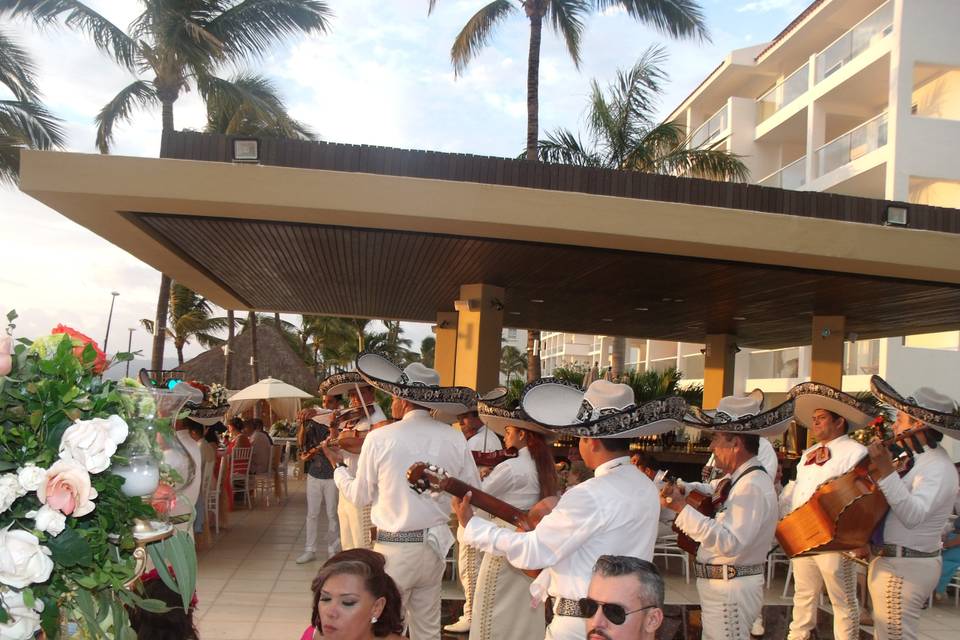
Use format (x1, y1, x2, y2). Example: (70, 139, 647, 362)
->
(816, 1, 893, 83)
(690, 103, 729, 148)
(756, 62, 809, 123)
(815, 112, 888, 178)
(759, 156, 806, 189)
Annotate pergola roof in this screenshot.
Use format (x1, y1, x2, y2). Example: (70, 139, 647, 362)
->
(19, 131, 960, 350)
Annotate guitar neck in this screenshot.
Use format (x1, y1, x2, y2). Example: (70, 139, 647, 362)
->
(439, 477, 528, 528)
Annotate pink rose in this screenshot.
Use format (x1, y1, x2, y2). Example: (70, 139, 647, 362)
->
(0, 335, 11, 377)
(36, 460, 97, 517)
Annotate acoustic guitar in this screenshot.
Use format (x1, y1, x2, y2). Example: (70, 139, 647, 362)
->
(406, 461, 556, 578)
(776, 423, 932, 557)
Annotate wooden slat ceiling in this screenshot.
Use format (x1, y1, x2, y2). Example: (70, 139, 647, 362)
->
(133, 213, 960, 349)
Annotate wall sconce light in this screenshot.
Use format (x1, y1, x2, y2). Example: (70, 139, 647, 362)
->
(700, 346, 710, 357)
(453, 299, 479, 312)
(821, 328, 832, 338)
(884, 205, 908, 226)
(490, 298, 504, 311)
(232, 138, 260, 163)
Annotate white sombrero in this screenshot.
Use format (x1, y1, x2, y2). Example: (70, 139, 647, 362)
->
(478, 391, 557, 442)
(789, 381, 878, 430)
(356, 352, 476, 415)
(871, 375, 960, 438)
(684, 390, 794, 437)
(520, 378, 687, 439)
(318, 371, 371, 398)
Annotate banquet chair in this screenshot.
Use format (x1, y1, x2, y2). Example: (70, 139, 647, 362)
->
(206, 454, 227, 535)
(230, 446, 254, 509)
(276, 442, 291, 503)
(766, 547, 790, 588)
(254, 446, 277, 507)
(653, 533, 690, 584)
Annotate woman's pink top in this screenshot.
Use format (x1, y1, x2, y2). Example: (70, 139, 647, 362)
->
(300, 626, 315, 640)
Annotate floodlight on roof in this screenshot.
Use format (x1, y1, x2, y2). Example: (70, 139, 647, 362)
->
(232, 138, 260, 163)
(884, 205, 908, 227)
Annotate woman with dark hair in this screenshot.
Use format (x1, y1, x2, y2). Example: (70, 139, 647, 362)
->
(128, 574, 199, 640)
(301, 549, 404, 640)
(465, 399, 560, 640)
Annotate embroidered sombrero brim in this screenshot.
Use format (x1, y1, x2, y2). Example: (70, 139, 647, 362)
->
(318, 372, 371, 397)
(683, 399, 795, 437)
(870, 375, 960, 436)
(478, 400, 557, 442)
(355, 352, 476, 415)
(520, 378, 687, 438)
(790, 382, 878, 430)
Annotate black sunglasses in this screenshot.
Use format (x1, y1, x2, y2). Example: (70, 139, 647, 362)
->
(578, 598, 657, 625)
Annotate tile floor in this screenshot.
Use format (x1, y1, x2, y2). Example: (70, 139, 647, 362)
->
(196, 478, 960, 640)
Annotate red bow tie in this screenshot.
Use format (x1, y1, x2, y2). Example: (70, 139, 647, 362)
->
(804, 446, 832, 466)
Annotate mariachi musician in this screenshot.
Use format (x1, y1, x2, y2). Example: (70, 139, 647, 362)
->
(783, 383, 879, 640)
(318, 371, 388, 551)
(465, 393, 561, 640)
(296, 407, 340, 564)
(662, 393, 792, 640)
(452, 379, 684, 640)
(446, 393, 504, 635)
(865, 376, 959, 640)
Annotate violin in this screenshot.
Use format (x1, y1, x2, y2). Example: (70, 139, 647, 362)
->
(472, 447, 519, 468)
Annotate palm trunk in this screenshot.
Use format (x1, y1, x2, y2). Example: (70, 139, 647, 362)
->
(150, 274, 171, 371)
(224, 309, 235, 387)
(525, 13, 543, 161)
(161, 99, 174, 132)
(176, 343, 185, 367)
(527, 330, 541, 382)
(249, 311, 260, 383)
(611, 336, 626, 379)
(274, 312, 281, 326)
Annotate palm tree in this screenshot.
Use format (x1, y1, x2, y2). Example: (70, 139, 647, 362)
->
(619, 367, 702, 405)
(140, 283, 232, 366)
(500, 345, 527, 382)
(223, 309, 235, 386)
(420, 336, 436, 368)
(0, 28, 64, 183)
(1, 0, 333, 371)
(429, 1, 708, 381)
(536, 46, 748, 180)
(301, 315, 354, 377)
(204, 72, 315, 139)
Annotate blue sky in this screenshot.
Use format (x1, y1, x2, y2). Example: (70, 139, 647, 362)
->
(0, 0, 811, 362)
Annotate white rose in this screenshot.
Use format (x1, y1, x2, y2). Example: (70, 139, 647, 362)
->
(0, 475, 25, 513)
(16, 465, 46, 493)
(59, 415, 129, 474)
(0, 590, 43, 640)
(0, 528, 53, 589)
(26, 505, 67, 537)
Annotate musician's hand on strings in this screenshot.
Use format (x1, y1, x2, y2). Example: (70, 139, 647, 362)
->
(660, 483, 686, 513)
(452, 492, 475, 527)
(321, 439, 343, 467)
(867, 440, 895, 479)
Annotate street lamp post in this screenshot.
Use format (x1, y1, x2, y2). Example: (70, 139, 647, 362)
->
(103, 291, 120, 354)
(125, 328, 135, 377)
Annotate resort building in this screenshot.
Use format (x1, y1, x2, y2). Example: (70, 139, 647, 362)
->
(547, 0, 960, 440)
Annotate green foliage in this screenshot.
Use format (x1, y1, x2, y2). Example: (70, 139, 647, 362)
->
(0, 313, 196, 638)
(499, 345, 527, 382)
(617, 367, 703, 405)
(551, 362, 589, 388)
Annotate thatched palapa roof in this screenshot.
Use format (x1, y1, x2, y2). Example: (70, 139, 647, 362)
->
(179, 324, 318, 394)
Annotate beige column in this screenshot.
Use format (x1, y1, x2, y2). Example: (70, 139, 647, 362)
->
(811, 315, 845, 388)
(453, 284, 505, 394)
(703, 334, 737, 410)
(433, 312, 458, 387)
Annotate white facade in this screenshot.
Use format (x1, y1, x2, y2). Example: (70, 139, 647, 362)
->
(539, 332, 594, 376)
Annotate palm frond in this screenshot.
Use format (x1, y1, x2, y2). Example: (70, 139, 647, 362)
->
(0, 0, 138, 69)
(536, 128, 601, 166)
(548, 0, 589, 68)
(0, 28, 40, 102)
(591, 0, 709, 42)
(450, 0, 516, 77)
(205, 0, 333, 64)
(94, 80, 158, 154)
(652, 145, 750, 181)
(0, 99, 65, 183)
(202, 71, 315, 140)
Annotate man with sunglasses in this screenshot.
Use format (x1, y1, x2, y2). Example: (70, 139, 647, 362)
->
(583, 555, 664, 640)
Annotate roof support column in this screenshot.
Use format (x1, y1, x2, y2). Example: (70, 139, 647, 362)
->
(433, 312, 459, 387)
(811, 315, 845, 388)
(454, 284, 505, 395)
(703, 334, 737, 410)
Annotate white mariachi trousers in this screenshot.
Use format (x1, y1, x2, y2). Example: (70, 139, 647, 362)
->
(697, 574, 764, 640)
(376, 539, 445, 640)
(457, 534, 482, 621)
(337, 495, 372, 550)
(868, 556, 941, 640)
(787, 552, 859, 640)
(305, 476, 340, 556)
(545, 612, 584, 640)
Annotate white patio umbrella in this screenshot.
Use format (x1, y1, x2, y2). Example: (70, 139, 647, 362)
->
(226, 377, 314, 423)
